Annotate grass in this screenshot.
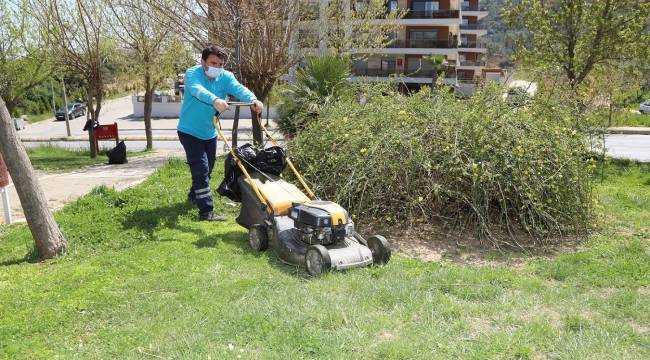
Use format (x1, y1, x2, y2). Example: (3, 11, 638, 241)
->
(609, 111, 650, 127)
(0, 158, 648, 359)
(27, 145, 151, 171)
(22, 113, 56, 123)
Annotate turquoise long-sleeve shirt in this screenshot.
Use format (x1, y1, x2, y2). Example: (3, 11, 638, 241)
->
(177, 65, 257, 140)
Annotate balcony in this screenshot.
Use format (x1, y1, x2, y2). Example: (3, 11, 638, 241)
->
(459, 40, 487, 48)
(460, 23, 486, 30)
(352, 68, 401, 77)
(461, 5, 488, 11)
(459, 60, 486, 66)
(387, 39, 457, 49)
(352, 68, 456, 79)
(405, 10, 460, 19)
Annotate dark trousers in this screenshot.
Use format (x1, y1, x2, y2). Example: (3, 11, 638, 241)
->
(178, 131, 217, 214)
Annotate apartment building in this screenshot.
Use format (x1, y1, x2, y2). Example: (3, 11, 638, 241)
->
(302, 0, 490, 93)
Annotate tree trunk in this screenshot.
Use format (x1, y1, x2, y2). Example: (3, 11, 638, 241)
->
(0, 97, 67, 259)
(86, 86, 98, 158)
(143, 72, 154, 151)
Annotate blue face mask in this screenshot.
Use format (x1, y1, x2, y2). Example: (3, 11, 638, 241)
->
(205, 66, 222, 79)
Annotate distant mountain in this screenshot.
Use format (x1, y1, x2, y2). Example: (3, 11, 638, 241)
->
(482, 0, 521, 59)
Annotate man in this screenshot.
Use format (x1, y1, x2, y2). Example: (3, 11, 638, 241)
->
(178, 45, 263, 221)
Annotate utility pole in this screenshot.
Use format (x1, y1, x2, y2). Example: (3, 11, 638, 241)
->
(61, 77, 71, 137)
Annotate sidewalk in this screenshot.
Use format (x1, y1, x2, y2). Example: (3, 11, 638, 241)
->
(0, 151, 183, 224)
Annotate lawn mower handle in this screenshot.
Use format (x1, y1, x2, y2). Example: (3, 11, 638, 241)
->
(223, 102, 318, 200)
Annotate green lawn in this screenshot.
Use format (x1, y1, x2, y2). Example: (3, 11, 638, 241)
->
(0, 158, 648, 359)
(610, 111, 650, 127)
(27, 145, 150, 171)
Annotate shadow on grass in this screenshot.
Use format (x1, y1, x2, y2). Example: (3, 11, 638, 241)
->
(0, 249, 39, 267)
(193, 227, 307, 277)
(120, 200, 208, 241)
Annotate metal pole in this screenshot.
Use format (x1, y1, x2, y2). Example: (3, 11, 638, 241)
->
(1, 187, 11, 225)
(61, 77, 71, 137)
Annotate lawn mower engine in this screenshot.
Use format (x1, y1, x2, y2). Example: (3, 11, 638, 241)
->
(289, 201, 354, 246)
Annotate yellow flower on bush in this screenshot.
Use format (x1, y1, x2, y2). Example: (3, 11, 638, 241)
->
(360, 148, 368, 154)
(342, 117, 348, 123)
(398, 110, 406, 116)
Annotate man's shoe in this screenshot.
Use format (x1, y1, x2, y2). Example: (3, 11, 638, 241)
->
(199, 212, 226, 222)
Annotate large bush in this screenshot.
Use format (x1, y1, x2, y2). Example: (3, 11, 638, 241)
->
(289, 83, 595, 245)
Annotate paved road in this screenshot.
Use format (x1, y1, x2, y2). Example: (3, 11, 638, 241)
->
(603, 135, 650, 162)
(18, 95, 280, 148)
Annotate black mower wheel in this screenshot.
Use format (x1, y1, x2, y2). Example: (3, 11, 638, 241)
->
(367, 235, 391, 265)
(305, 245, 331, 277)
(248, 224, 269, 252)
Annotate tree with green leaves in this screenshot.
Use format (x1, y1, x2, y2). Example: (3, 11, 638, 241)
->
(29, 0, 115, 158)
(504, 0, 650, 89)
(0, 1, 52, 116)
(107, 0, 191, 151)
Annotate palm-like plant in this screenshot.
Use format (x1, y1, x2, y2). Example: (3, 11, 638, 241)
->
(424, 54, 448, 87)
(278, 54, 351, 135)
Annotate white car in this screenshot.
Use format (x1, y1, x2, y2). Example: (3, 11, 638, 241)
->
(640, 100, 650, 114)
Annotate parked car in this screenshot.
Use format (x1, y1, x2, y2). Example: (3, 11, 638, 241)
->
(13, 116, 26, 131)
(55, 103, 86, 121)
(640, 100, 650, 114)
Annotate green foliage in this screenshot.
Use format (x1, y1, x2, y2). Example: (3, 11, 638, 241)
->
(0, 2, 52, 115)
(504, 0, 650, 88)
(278, 54, 351, 135)
(0, 159, 648, 358)
(289, 83, 595, 245)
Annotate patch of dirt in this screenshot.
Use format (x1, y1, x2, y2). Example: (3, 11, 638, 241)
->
(362, 221, 583, 266)
(378, 331, 396, 341)
(518, 305, 563, 330)
(465, 317, 495, 338)
(628, 321, 650, 335)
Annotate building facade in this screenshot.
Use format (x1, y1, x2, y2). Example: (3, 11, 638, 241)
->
(303, 0, 489, 93)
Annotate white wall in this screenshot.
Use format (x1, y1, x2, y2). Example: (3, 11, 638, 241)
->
(131, 96, 279, 119)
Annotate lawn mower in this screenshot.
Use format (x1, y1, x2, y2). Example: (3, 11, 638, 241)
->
(213, 102, 391, 276)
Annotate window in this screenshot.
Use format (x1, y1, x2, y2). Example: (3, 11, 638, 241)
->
(381, 59, 396, 71)
(409, 31, 438, 47)
(387, 1, 398, 11)
(412, 1, 440, 13)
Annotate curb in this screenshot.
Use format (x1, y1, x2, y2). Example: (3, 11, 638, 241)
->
(605, 127, 650, 135)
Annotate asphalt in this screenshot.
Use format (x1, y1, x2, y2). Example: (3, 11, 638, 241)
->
(18, 95, 281, 150)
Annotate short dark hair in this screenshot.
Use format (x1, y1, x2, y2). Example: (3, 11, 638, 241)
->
(201, 45, 227, 61)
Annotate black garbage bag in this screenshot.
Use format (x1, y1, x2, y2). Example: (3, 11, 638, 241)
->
(217, 143, 287, 202)
(106, 141, 128, 164)
(255, 146, 287, 176)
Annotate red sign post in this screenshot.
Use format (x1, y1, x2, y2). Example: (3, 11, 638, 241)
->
(94, 123, 120, 152)
(0, 155, 10, 188)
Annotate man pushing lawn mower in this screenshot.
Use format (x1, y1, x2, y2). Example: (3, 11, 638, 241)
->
(177, 45, 263, 221)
